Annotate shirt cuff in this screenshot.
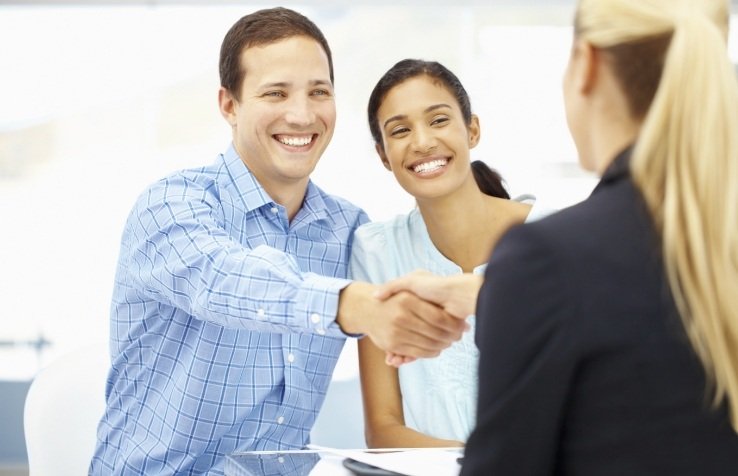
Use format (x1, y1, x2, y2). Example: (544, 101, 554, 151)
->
(294, 273, 353, 337)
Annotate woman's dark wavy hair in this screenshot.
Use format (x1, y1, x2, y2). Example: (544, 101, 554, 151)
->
(367, 59, 509, 199)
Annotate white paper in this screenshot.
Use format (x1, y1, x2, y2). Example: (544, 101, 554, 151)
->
(317, 447, 463, 476)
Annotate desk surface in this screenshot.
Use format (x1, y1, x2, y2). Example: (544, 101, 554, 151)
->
(225, 448, 463, 476)
(225, 450, 350, 476)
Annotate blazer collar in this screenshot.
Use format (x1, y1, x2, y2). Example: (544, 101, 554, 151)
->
(592, 145, 633, 194)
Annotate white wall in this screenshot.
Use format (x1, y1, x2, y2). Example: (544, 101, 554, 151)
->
(1, 4, 737, 379)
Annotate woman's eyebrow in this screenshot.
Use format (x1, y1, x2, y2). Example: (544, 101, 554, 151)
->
(383, 103, 451, 128)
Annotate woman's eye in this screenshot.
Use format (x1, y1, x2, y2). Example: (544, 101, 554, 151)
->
(390, 126, 410, 137)
(431, 116, 449, 126)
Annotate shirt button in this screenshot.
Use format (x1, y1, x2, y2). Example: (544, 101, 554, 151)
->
(270, 207, 278, 214)
(278, 456, 285, 464)
(277, 416, 284, 424)
(310, 313, 320, 324)
(257, 308, 265, 318)
(287, 353, 295, 363)
(316, 328, 326, 335)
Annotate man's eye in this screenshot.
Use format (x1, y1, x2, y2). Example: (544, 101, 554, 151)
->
(264, 91, 285, 98)
(311, 89, 331, 96)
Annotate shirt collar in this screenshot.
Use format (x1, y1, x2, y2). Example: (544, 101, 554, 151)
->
(222, 143, 333, 225)
(297, 181, 332, 225)
(222, 143, 272, 213)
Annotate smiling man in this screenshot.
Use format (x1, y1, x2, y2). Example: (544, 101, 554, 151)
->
(90, 7, 467, 475)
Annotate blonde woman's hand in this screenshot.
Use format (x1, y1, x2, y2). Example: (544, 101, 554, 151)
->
(374, 270, 483, 319)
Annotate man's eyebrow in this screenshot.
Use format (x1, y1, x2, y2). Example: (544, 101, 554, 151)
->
(383, 103, 452, 129)
(260, 82, 290, 89)
(310, 79, 333, 87)
(259, 79, 333, 89)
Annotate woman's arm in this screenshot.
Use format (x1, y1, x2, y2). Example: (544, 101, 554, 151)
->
(358, 336, 463, 448)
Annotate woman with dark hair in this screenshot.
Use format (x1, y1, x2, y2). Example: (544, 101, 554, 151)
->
(349, 59, 549, 447)
(377, 1, 738, 472)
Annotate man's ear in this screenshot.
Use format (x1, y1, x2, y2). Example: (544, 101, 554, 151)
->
(375, 143, 392, 171)
(218, 87, 237, 127)
(468, 114, 481, 149)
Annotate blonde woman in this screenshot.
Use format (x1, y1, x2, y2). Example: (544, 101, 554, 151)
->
(378, 0, 738, 473)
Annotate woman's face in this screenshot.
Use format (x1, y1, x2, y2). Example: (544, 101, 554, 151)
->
(375, 75, 480, 200)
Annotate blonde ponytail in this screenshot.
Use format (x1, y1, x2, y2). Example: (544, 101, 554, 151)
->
(578, 0, 738, 431)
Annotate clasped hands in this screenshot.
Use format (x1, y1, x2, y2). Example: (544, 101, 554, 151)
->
(337, 271, 483, 367)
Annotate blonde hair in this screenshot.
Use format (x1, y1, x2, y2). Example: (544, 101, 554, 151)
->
(576, 0, 738, 431)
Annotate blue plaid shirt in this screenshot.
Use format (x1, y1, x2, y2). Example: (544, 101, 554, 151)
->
(91, 144, 368, 475)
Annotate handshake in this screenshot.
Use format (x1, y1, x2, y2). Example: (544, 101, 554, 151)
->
(336, 271, 484, 367)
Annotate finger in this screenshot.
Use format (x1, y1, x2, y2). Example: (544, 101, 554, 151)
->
(373, 276, 412, 301)
(390, 342, 443, 360)
(405, 300, 468, 338)
(391, 354, 417, 366)
(392, 309, 463, 345)
(372, 321, 452, 356)
(385, 352, 402, 366)
(409, 317, 464, 345)
(391, 326, 459, 355)
(387, 354, 405, 367)
(384, 352, 416, 365)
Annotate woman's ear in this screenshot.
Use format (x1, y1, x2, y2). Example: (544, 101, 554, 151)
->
(375, 143, 392, 171)
(572, 39, 598, 95)
(468, 114, 481, 149)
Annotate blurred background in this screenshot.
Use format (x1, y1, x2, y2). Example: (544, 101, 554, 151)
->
(1, 1, 737, 473)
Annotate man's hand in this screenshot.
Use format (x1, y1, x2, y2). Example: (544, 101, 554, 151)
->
(336, 281, 468, 360)
(374, 270, 484, 318)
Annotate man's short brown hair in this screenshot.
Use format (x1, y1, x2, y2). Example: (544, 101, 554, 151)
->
(219, 7, 334, 101)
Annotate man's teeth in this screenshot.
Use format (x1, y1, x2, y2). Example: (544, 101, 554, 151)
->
(413, 159, 447, 174)
(279, 136, 312, 147)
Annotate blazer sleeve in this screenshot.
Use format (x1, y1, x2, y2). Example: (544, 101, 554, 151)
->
(461, 223, 579, 476)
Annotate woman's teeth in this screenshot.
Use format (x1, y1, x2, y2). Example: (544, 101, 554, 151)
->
(413, 159, 447, 173)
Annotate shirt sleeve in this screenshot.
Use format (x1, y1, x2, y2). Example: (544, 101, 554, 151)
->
(461, 223, 578, 476)
(120, 174, 353, 336)
(348, 223, 389, 284)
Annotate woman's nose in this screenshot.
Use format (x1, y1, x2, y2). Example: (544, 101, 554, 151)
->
(411, 127, 438, 154)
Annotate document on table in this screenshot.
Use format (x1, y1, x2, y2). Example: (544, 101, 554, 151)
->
(312, 446, 463, 476)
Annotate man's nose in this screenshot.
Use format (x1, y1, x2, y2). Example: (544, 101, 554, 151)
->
(284, 96, 315, 127)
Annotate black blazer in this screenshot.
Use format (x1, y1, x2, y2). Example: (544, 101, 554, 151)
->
(462, 148, 738, 475)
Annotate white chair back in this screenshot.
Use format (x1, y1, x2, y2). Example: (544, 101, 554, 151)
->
(24, 343, 110, 476)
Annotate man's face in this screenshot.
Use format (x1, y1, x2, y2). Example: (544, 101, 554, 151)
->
(220, 35, 336, 199)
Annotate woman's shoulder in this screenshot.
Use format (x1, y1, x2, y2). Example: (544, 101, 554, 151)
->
(354, 209, 423, 244)
(351, 209, 425, 282)
(512, 194, 557, 223)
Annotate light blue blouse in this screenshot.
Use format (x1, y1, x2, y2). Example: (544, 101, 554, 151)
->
(349, 197, 548, 442)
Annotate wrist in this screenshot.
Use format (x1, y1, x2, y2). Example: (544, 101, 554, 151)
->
(336, 281, 376, 335)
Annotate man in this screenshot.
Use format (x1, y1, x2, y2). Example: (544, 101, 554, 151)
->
(90, 8, 465, 475)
